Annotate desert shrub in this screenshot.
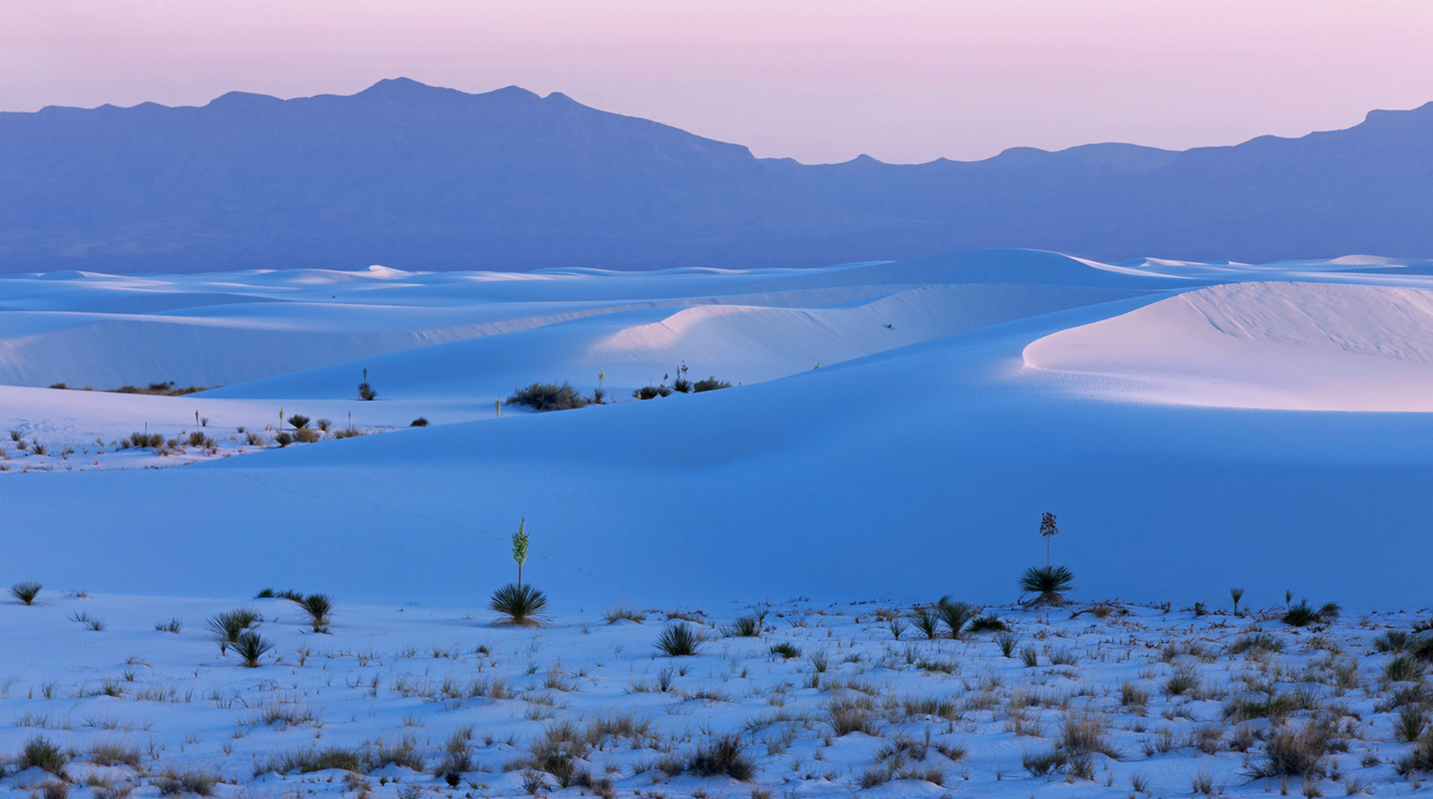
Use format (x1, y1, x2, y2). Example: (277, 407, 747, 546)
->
(1061, 711, 1120, 758)
(969, 613, 1008, 632)
(11, 581, 42, 604)
(508, 382, 588, 412)
(9, 428, 20, 441)
(1283, 599, 1340, 627)
(491, 583, 548, 626)
(633, 385, 673, 400)
(1385, 655, 1425, 683)
(234, 631, 274, 667)
(693, 376, 731, 392)
(727, 615, 760, 637)
(1020, 645, 1040, 667)
(154, 768, 219, 796)
(603, 604, 645, 624)
(1019, 565, 1074, 606)
(828, 696, 877, 736)
(409, 417, 429, 427)
(287, 427, 317, 443)
(657, 622, 703, 656)
(433, 730, 473, 779)
(186, 431, 216, 449)
(19, 736, 69, 778)
(363, 736, 424, 772)
(1373, 630, 1409, 653)
(937, 599, 975, 639)
(1229, 632, 1284, 655)
(769, 642, 801, 659)
(254, 745, 365, 775)
(155, 617, 183, 633)
(1395, 732, 1433, 776)
(315, 418, 332, 431)
(206, 608, 259, 654)
(1247, 721, 1332, 780)
(127, 432, 164, 449)
(1395, 705, 1428, 743)
(333, 427, 365, 439)
(275, 432, 294, 447)
(287, 415, 309, 429)
(910, 607, 942, 640)
(255, 588, 276, 598)
(295, 593, 334, 632)
(687, 734, 754, 781)
(89, 740, 142, 768)
(527, 721, 587, 787)
(244, 431, 264, 446)
(358, 382, 376, 401)
(31, 441, 48, 455)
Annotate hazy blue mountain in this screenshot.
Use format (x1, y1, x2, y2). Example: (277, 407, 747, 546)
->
(1, 77, 1430, 273)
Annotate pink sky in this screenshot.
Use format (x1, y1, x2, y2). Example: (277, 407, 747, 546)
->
(3, 0, 1431, 164)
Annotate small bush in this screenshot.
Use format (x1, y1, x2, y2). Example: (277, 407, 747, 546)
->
(1395, 732, 1433, 776)
(127, 432, 164, 449)
(275, 431, 294, 447)
(769, 642, 801, 659)
(633, 385, 673, 400)
(508, 382, 587, 412)
(11, 581, 42, 604)
(244, 431, 264, 446)
(295, 593, 334, 632)
(70, 610, 107, 631)
(693, 376, 731, 392)
(287, 414, 309, 429)
(19, 736, 69, 778)
(656, 622, 703, 656)
(687, 734, 754, 781)
(206, 608, 260, 654)
(1247, 722, 1332, 780)
(410, 417, 429, 427)
(603, 604, 645, 624)
(1229, 632, 1284, 655)
(1394, 705, 1428, 743)
(155, 617, 183, 633)
(969, 613, 1008, 632)
(154, 768, 219, 796)
(315, 418, 332, 431)
(910, 607, 942, 640)
(186, 431, 216, 449)
(235, 631, 274, 667)
(333, 427, 365, 439)
(829, 697, 878, 736)
(996, 632, 1020, 657)
(1385, 655, 1426, 683)
(727, 615, 760, 637)
(1283, 599, 1340, 627)
(89, 740, 142, 768)
(290, 427, 319, 443)
(358, 382, 376, 401)
(31, 441, 49, 455)
(491, 583, 548, 626)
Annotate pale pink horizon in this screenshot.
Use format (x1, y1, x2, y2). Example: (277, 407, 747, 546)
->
(3, 0, 1431, 164)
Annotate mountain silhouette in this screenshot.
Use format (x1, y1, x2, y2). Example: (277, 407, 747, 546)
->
(1, 77, 1430, 272)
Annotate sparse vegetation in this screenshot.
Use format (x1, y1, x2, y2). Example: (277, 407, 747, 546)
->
(234, 631, 275, 667)
(295, 593, 335, 632)
(1019, 565, 1074, 606)
(1283, 599, 1341, 627)
(410, 417, 429, 427)
(491, 583, 548, 627)
(693, 376, 732, 392)
(11, 581, 42, 604)
(508, 381, 587, 411)
(656, 622, 703, 656)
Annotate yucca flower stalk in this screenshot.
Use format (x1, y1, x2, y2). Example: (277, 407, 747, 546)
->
(512, 518, 529, 588)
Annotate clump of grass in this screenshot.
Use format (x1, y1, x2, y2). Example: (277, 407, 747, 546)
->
(1394, 705, 1428, 743)
(828, 696, 877, 736)
(687, 734, 754, 781)
(508, 382, 588, 412)
(910, 607, 942, 640)
(656, 622, 703, 656)
(410, 417, 429, 427)
(294, 593, 334, 632)
(127, 432, 164, 449)
(234, 631, 274, 667)
(154, 768, 219, 796)
(287, 414, 310, 429)
(491, 583, 548, 627)
(603, 605, 646, 624)
(1247, 721, 1333, 781)
(11, 581, 42, 604)
(1385, 655, 1425, 683)
(633, 385, 673, 400)
(244, 431, 264, 446)
(1395, 731, 1433, 776)
(725, 615, 761, 637)
(1373, 630, 1409, 654)
(19, 736, 69, 779)
(1282, 599, 1340, 627)
(996, 632, 1020, 657)
(293, 427, 320, 443)
(315, 418, 333, 431)
(358, 382, 376, 401)
(186, 431, 216, 449)
(693, 376, 732, 392)
(89, 740, 142, 768)
(969, 613, 1008, 632)
(1019, 565, 1074, 607)
(769, 642, 801, 659)
(1229, 631, 1284, 655)
(275, 431, 294, 447)
(254, 745, 365, 775)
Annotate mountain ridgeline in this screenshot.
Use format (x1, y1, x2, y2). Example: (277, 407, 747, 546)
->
(2, 77, 1431, 273)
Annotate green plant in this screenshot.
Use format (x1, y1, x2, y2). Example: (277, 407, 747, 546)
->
(127, 431, 164, 449)
(410, 417, 429, 427)
(491, 583, 548, 626)
(728, 615, 761, 637)
(693, 376, 731, 392)
(244, 431, 264, 446)
(969, 613, 1008, 632)
(507, 382, 587, 411)
(287, 414, 310, 429)
(910, 607, 941, 640)
(358, 382, 376, 401)
(938, 599, 976, 638)
(1019, 565, 1075, 606)
(633, 385, 673, 400)
(656, 622, 703, 656)
(19, 736, 69, 778)
(768, 642, 801, 659)
(671, 363, 692, 393)
(11, 581, 42, 604)
(275, 431, 294, 447)
(296, 593, 334, 632)
(888, 618, 906, 640)
(234, 631, 274, 667)
(31, 441, 48, 455)
(511, 518, 529, 587)
(1282, 599, 1340, 627)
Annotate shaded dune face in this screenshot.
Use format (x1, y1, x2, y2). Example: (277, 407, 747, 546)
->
(1025, 281, 1433, 411)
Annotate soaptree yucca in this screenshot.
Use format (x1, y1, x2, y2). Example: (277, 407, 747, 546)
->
(491, 583, 548, 627)
(1019, 565, 1075, 607)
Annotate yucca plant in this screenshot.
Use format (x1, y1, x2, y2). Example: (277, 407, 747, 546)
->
(206, 609, 259, 655)
(727, 616, 761, 637)
(295, 593, 334, 632)
(656, 622, 703, 656)
(10, 581, 42, 605)
(234, 631, 274, 668)
(1230, 587, 1245, 616)
(490, 583, 548, 627)
(969, 613, 1008, 633)
(1019, 565, 1075, 607)
(938, 599, 976, 639)
(910, 608, 942, 640)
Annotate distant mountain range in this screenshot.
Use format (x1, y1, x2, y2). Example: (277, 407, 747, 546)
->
(2, 77, 1431, 273)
